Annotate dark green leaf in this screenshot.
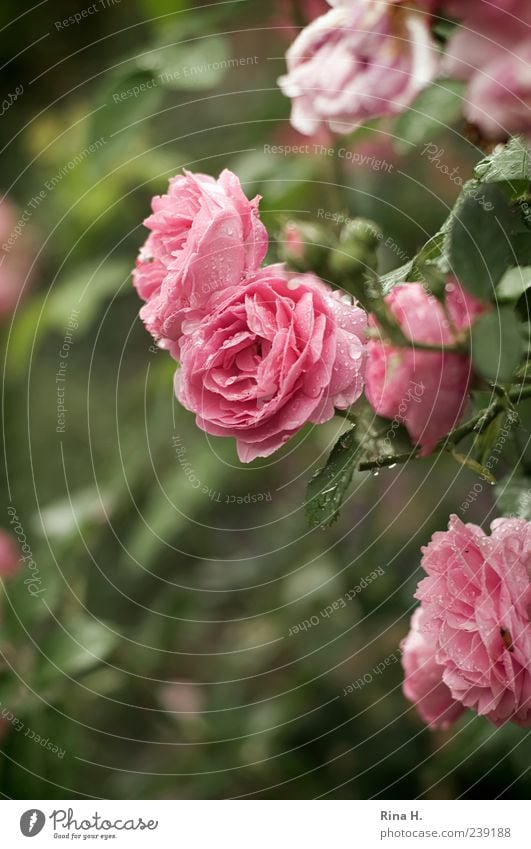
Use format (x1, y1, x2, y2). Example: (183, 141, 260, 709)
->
(380, 230, 446, 293)
(448, 182, 521, 299)
(494, 475, 531, 520)
(471, 308, 523, 381)
(305, 427, 362, 529)
(474, 137, 531, 194)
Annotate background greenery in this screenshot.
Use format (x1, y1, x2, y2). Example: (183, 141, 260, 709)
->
(0, 0, 529, 799)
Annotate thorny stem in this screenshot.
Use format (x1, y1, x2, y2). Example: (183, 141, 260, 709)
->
(355, 384, 531, 472)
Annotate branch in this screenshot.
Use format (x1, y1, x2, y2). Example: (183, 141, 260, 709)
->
(356, 384, 531, 472)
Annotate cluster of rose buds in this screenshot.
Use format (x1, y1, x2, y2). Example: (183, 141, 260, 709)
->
(402, 516, 530, 729)
(278, 0, 531, 139)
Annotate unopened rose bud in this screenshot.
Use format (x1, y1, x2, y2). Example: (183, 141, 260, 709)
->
(278, 221, 331, 273)
(329, 218, 382, 285)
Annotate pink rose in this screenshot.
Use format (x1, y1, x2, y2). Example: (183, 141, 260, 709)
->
(444, 2, 531, 137)
(401, 607, 465, 729)
(462, 41, 531, 139)
(365, 281, 485, 455)
(414, 516, 531, 727)
(0, 530, 21, 579)
(133, 169, 268, 349)
(176, 265, 367, 462)
(278, 0, 438, 135)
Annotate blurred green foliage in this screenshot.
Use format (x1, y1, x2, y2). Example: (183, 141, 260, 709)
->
(0, 0, 529, 800)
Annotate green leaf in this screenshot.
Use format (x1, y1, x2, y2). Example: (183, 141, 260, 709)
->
(394, 80, 465, 154)
(494, 475, 531, 520)
(497, 266, 531, 300)
(380, 258, 414, 293)
(450, 449, 497, 485)
(448, 182, 521, 299)
(380, 229, 446, 293)
(471, 308, 523, 382)
(305, 427, 363, 529)
(475, 137, 531, 195)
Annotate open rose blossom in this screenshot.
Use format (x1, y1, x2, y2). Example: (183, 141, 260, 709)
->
(278, 0, 438, 135)
(365, 281, 485, 455)
(401, 607, 465, 729)
(133, 169, 268, 349)
(406, 516, 531, 728)
(176, 265, 367, 462)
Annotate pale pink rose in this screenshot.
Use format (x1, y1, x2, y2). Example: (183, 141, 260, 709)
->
(278, 0, 438, 135)
(365, 281, 485, 455)
(444, 2, 531, 137)
(401, 607, 465, 729)
(0, 530, 20, 579)
(133, 170, 268, 348)
(415, 516, 531, 727)
(176, 265, 367, 462)
(464, 42, 531, 139)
